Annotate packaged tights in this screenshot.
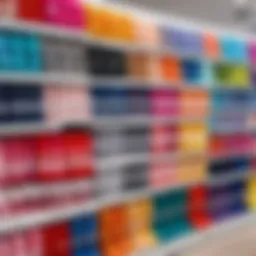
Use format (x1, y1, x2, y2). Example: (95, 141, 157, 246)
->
(188, 186, 212, 230)
(92, 87, 128, 117)
(70, 215, 99, 256)
(1, 85, 43, 124)
(153, 189, 191, 242)
(16, 0, 46, 21)
(95, 127, 126, 158)
(0, 0, 16, 18)
(11, 85, 43, 123)
(42, 37, 85, 73)
(45, 0, 83, 28)
(97, 164, 124, 196)
(127, 89, 150, 116)
(124, 127, 149, 154)
(209, 157, 250, 177)
(150, 124, 178, 155)
(123, 162, 148, 190)
(36, 133, 67, 181)
(63, 129, 93, 179)
(87, 47, 127, 76)
(0, 32, 42, 72)
(2, 136, 35, 184)
(0, 229, 43, 256)
(42, 223, 70, 256)
(127, 200, 155, 250)
(98, 206, 131, 256)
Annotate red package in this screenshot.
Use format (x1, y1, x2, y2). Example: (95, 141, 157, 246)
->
(63, 130, 93, 179)
(188, 186, 212, 230)
(42, 223, 70, 256)
(16, 0, 46, 21)
(35, 134, 66, 181)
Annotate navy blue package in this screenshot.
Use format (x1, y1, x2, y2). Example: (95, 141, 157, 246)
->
(91, 87, 128, 117)
(10, 84, 43, 123)
(0, 85, 13, 123)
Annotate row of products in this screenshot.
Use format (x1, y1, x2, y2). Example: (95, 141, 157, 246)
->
(0, 32, 252, 88)
(0, 129, 93, 186)
(3, 125, 256, 186)
(2, 124, 256, 187)
(1, 180, 256, 256)
(1, 84, 256, 124)
(3, 0, 256, 64)
(1, 132, 255, 218)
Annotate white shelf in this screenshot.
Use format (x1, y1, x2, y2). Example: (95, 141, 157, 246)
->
(0, 181, 199, 234)
(1, 168, 251, 234)
(0, 73, 89, 85)
(134, 212, 256, 256)
(0, 116, 206, 136)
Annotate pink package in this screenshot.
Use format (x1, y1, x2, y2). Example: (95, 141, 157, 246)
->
(12, 233, 28, 256)
(227, 134, 252, 155)
(26, 229, 43, 256)
(45, 0, 83, 28)
(248, 41, 256, 64)
(0, 0, 17, 18)
(0, 193, 9, 218)
(151, 90, 179, 117)
(43, 86, 90, 124)
(0, 236, 12, 256)
(4, 137, 35, 184)
(149, 159, 176, 188)
(0, 140, 8, 186)
(134, 18, 160, 46)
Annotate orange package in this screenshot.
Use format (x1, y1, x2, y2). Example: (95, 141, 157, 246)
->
(98, 206, 129, 241)
(180, 88, 209, 118)
(159, 55, 181, 82)
(203, 33, 220, 59)
(101, 238, 132, 256)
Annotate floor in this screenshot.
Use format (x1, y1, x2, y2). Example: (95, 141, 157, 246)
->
(182, 223, 256, 256)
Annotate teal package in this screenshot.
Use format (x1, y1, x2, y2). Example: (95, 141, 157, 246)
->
(6, 32, 26, 71)
(0, 32, 10, 71)
(24, 34, 42, 72)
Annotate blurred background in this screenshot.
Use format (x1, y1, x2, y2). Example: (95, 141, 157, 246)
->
(0, 0, 256, 256)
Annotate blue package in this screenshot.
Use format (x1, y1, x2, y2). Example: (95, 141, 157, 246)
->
(164, 27, 202, 55)
(10, 84, 43, 123)
(92, 87, 128, 117)
(82, 215, 97, 234)
(70, 215, 98, 249)
(0, 85, 13, 123)
(73, 247, 100, 256)
(220, 37, 248, 62)
(70, 217, 85, 243)
(181, 59, 203, 83)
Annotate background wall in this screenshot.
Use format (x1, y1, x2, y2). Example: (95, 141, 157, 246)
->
(109, 0, 256, 32)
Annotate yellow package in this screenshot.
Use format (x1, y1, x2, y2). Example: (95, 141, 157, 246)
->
(179, 122, 208, 153)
